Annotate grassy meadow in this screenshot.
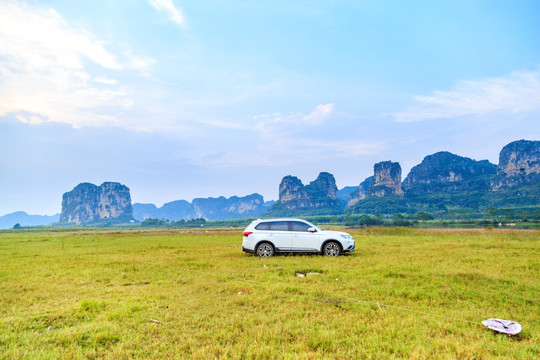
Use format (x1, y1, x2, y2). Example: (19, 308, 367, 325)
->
(0, 228, 538, 359)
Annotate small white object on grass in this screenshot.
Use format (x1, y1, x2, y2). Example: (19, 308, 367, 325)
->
(482, 318, 522, 336)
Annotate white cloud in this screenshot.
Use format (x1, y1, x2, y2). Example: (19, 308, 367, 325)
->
(94, 77, 119, 85)
(149, 0, 186, 27)
(303, 103, 335, 124)
(254, 103, 336, 138)
(392, 68, 540, 122)
(194, 137, 383, 169)
(0, 0, 152, 127)
(199, 119, 250, 131)
(243, 104, 381, 166)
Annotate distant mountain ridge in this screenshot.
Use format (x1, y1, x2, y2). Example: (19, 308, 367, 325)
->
(133, 194, 274, 221)
(268, 140, 539, 217)
(3, 139, 538, 226)
(0, 211, 60, 229)
(347, 140, 540, 215)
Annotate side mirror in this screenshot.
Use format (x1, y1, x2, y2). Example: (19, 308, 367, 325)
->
(308, 227, 317, 233)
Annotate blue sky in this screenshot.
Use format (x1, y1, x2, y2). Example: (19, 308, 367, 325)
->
(1, 0, 539, 215)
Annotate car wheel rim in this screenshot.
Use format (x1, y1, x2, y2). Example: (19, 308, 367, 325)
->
(325, 243, 339, 256)
(258, 244, 272, 257)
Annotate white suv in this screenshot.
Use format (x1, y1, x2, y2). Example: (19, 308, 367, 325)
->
(242, 218, 355, 257)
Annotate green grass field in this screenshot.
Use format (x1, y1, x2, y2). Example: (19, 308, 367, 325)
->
(0, 228, 538, 359)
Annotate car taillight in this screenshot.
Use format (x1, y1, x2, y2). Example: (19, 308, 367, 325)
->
(243, 231, 253, 237)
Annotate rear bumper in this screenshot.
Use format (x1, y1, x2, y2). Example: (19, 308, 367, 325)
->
(242, 246, 255, 254)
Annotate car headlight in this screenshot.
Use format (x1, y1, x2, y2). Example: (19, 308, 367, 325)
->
(341, 234, 353, 240)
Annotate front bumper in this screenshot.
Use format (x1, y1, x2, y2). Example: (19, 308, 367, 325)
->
(343, 243, 355, 252)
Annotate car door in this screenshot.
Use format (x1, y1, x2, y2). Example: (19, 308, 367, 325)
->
(290, 221, 320, 252)
(267, 221, 292, 251)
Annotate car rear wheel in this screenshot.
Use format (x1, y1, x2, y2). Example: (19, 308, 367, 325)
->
(323, 241, 341, 256)
(256, 242, 274, 258)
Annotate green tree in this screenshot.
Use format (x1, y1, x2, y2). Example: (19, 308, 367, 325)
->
(344, 214, 355, 227)
(186, 218, 207, 227)
(141, 218, 168, 227)
(515, 210, 530, 221)
(484, 207, 498, 220)
(357, 215, 383, 227)
(416, 212, 434, 221)
(392, 213, 413, 227)
(501, 209, 514, 221)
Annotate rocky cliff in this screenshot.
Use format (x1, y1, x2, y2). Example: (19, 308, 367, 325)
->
(268, 172, 342, 215)
(498, 140, 540, 176)
(345, 161, 402, 208)
(60, 182, 134, 224)
(306, 172, 339, 199)
(347, 161, 402, 205)
(491, 140, 540, 190)
(402, 152, 497, 193)
(133, 194, 273, 221)
(372, 161, 403, 196)
(279, 176, 309, 202)
(346, 176, 374, 207)
(337, 186, 359, 203)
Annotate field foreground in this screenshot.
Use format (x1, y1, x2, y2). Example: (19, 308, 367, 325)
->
(0, 228, 538, 359)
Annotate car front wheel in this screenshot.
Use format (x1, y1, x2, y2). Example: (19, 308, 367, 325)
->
(256, 242, 274, 258)
(323, 241, 341, 256)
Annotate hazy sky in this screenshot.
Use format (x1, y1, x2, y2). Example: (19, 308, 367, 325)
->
(1, 0, 540, 215)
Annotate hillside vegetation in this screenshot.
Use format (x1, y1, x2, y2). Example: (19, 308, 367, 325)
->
(0, 228, 538, 359)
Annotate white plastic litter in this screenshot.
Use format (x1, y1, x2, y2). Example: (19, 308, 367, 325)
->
(482, 318, 522, 336)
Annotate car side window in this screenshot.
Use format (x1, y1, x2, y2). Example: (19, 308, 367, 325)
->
(291, 221, 312, 232)
(255, 222, 270, 230)
(268, 221, 289, 231)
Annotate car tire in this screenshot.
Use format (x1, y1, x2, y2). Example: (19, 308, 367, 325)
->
(323, 241, 341, 256)
(256, 242, 274, 258)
